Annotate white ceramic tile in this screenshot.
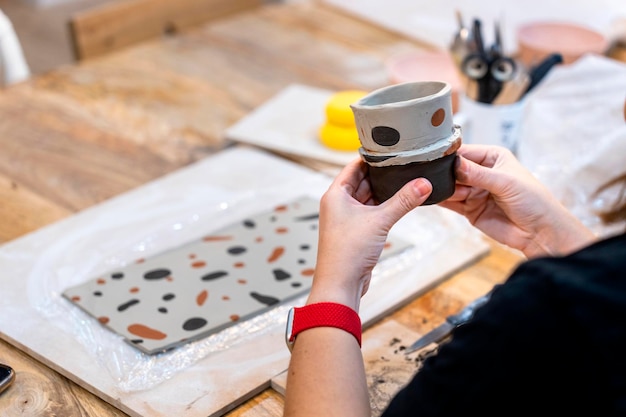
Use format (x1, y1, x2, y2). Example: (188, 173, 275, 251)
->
(224, 84, 359, 166)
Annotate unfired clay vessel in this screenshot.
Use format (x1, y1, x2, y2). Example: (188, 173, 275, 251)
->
(350, 81, 461, 204)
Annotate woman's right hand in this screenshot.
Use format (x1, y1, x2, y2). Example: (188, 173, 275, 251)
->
(439, 144, 596, 258)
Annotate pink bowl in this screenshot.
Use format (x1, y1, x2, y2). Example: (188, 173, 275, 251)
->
(385, 50, 462, 113)
(517, 21, 608, 66)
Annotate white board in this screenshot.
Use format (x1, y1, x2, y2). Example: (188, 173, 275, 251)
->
(0, 146, 488, 416)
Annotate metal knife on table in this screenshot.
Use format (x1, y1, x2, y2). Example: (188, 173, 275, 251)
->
(404, 292, 491, 354)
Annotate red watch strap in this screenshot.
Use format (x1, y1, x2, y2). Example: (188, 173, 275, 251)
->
(291, 302, 362, 346)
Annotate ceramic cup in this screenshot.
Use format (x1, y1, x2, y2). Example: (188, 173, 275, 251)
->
(350, 81, 461, 204)
(458, 94, 526, 153)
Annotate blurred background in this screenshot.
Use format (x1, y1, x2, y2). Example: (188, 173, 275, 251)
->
(0, 0, 112, 75)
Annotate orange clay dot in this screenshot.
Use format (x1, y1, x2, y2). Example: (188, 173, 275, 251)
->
(431, 108, 445, 127)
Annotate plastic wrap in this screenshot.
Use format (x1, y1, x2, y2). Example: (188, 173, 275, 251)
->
(517, 55, 626, 237)
(24, 164, 329, 392)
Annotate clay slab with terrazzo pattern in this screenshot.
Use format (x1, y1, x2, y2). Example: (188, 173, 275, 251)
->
(63, 197, 322, 355)
(63, 195, 414, 354)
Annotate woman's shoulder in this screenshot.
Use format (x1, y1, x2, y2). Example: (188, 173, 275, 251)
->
(494, 230, 626, 344)
(510, 231, 626, 287)
(575, 230, 626, 259)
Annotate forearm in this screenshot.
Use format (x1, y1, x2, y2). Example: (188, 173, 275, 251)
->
(284, 327, 371, 417)
(522, 197, 597, 258)
(284, 273, 371, 417)
(282, 155, 429, 417)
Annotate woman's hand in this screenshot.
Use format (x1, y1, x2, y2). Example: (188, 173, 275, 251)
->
(439, 144, 596, 258)
(307, 157, 433, 311)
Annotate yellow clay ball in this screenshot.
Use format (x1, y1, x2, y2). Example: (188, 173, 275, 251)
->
(324, 90, 368, 127)
(319, 122, 361, 151)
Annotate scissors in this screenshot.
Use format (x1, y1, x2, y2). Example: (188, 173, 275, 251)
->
(462, 19, 516, 103)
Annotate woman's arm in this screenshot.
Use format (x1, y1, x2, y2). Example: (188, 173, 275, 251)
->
(283, 158, 432, 417)
(439, 145, 596, 258)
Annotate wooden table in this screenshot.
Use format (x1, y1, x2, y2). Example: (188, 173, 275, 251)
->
(0, 1, 523, 415)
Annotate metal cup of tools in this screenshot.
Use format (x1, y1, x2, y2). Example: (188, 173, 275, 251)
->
(350, 81, 461, 204)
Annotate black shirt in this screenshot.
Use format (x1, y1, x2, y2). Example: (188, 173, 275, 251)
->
(382, 232, 626, 416)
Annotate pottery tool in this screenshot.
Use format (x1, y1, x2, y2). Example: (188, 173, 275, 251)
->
(462, 18, 517, 104)
(404, 292, 491, 354)
(492, 63, 530, 105)
(464, 76, 479, 102)
(459, 18, 485, 103)
(0, 364, 15, 394)
(522, 53, 563, 96)
(449, 10, 474, 68)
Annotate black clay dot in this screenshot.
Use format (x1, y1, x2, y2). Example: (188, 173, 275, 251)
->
(201, 271, 228, 281)
(183, 317, 207, 331)
(158, 307, 168, 313)
(118, 299, 139, 312)
(273, 269, 291, 281)
(250, 292, 280, 306)
(295, 214, 319, 221)
(162, 293, 175, 301)
(243, 219, 255, 228)
(371, 126, 400, 146)
(93, 291, 103, 296)
(144, 269, 171, 280)
(227, 246, 247, 255)
(111, 272, 124, 279)
(291, 282, 302, 288)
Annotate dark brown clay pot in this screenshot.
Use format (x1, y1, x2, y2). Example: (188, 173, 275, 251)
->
(367, 152, 457, 205)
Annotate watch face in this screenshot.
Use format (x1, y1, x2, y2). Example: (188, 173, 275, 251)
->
(285, 307, 296, 351)
(0, 364, 15, 394)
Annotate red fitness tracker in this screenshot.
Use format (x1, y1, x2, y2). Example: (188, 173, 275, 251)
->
(285, 302, 362, 352)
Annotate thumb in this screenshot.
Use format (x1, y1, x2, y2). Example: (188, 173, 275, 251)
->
(382, 178, 432, 224)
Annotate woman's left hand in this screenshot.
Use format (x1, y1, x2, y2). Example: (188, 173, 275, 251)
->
(308, 158, 433, 310)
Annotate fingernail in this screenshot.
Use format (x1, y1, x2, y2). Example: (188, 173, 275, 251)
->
(414, 178, 432, 196)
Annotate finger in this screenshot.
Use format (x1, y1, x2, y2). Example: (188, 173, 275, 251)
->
(456, 144, 503, 169)
(442, 184, 473, 202)
(455, 154, 507, 195)
(438, 200, 465, 214)
(382, 177, 432, 224)
(354, 174, 373, 203)
(333, 158, 368, 194)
